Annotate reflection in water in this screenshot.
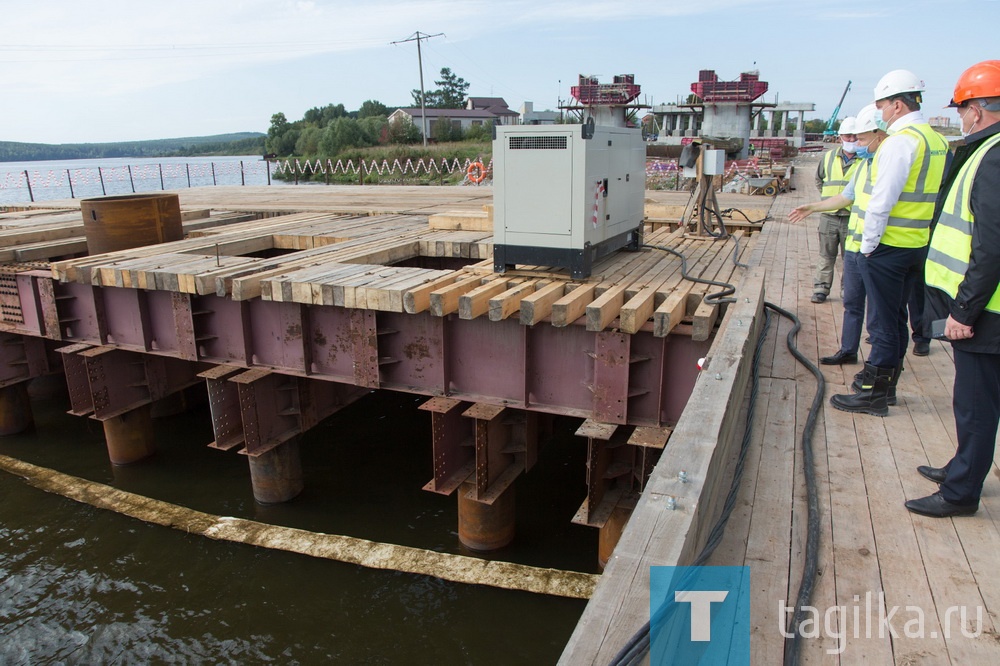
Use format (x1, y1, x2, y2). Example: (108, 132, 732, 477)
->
(0, 387, 594, 663)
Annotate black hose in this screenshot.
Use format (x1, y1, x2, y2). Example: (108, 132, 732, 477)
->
(643, 242, 743, 306)
(771, 301, 825, 666)
(607, 245, 825, 666)
(608, 307, 773, 666)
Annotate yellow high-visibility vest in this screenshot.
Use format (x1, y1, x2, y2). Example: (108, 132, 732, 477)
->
(820, 148, 861, 213)
(845, 159, 872, 253)
(925, 132, 1000, 313)
(853, 123, 949, 248)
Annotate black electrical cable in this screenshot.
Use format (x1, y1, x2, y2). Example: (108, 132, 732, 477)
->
(773, 300, 826, 666)
(644, 242, 743, 305)
(609, 306, 773, 666)
(607, 243, 826, 666)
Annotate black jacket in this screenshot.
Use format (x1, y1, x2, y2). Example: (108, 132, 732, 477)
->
(925, 121, 1000, 354)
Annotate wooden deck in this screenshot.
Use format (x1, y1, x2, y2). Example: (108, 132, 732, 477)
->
(10, 190, 764, 338)
(562, 154, 1000, 664)
(11, 172, 997, 662)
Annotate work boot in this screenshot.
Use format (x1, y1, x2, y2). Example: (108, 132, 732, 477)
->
(832, 363, 894, 416)
(853, 363, 903, 405)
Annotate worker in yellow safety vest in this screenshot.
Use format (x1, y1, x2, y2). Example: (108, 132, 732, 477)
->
(790, 71, 949, 416)
(905, 60, 1000, 518)
(811, 117, 862, 304)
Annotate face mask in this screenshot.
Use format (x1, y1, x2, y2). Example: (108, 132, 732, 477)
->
(855, 145, 873, 159)
(876, 104, 897, 133)
(961, 107, 979, 138)
(841, 141, 858, 154)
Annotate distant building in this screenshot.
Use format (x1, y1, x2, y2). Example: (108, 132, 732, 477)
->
(928, 116, 951, 128)
(519, 101, 560, 125)
(388, 108, 496, 138)
(466, 97, 521, 125)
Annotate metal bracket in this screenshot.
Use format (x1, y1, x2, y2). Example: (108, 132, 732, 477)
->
(203, 366, 368, 457)
(56, 344, 204, 420)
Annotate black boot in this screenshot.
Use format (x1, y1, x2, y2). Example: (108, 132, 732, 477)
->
(832, 363, 893, 416)
(853, 363, 903, 406)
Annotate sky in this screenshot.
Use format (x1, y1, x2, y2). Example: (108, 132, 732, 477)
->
(3, 0, 999, 145)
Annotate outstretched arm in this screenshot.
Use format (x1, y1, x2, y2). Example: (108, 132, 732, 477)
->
(788, 194, 853, 223)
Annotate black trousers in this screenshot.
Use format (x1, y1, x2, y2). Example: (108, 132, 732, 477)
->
(858, 244, 925, 368)
(941, 348, 1000, 505)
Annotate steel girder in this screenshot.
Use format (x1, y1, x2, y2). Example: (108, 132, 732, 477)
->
(420, 397, 550, 505)
(200, 365, 369, 457)
(6, 275, 711, 426)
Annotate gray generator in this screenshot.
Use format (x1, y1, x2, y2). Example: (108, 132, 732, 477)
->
(492, 123, 645, 278)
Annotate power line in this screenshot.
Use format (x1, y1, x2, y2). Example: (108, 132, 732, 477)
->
(390, 31, 443, 147)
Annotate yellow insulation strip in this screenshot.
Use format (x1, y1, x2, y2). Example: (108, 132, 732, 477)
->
(0, 454, 599, 599)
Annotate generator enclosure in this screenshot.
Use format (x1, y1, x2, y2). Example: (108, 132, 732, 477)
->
(492, 124, 645, 278)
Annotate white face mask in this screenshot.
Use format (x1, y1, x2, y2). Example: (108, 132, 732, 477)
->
(841, 141, 858, 154)
(961, 107, 979, 138)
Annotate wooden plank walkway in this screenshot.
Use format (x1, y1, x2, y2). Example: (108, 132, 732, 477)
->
(713, 153, 1000, 663)
(561, 153, 1000, 664)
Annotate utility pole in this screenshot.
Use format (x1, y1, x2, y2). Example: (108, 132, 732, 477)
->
(391, 31, 443, 146)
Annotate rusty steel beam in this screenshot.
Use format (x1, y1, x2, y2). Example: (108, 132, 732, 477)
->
(207, 367, 368, 458)
(0, 332, 58, 389)
(56, 344, 205, 420)
(420, 399, 548, 505)
(12, 280, 711, 427)
(420, 397, 475, 496)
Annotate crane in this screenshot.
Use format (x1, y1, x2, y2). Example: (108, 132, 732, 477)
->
(823, 81, 852, 137)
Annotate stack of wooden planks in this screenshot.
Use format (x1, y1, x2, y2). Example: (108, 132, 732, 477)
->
(0, 207, 259, 262)
(50, 212, 492, 300)
(42, 208, 754, 337)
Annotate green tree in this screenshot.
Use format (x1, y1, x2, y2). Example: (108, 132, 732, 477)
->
(804, 118, 830, 133)
(303, 103, 348, 127)
(319, 117, 369, 156)
(357, 100, 388, 119)
(265, 112, 291, 154)
(358, 116, 388, 145)
(295, 126, 323, 156)
(411, 67, 470, 109)
(464, 121, 493, 142)
(387, 118, 422, 144)
(432, 114, 463, 142)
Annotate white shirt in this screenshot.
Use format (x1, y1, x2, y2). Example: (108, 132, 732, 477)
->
(860, 110, 924, 254)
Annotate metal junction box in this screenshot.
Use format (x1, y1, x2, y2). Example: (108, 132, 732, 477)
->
(493, 124, 645, 278)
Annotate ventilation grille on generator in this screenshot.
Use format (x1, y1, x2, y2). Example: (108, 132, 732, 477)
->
(509, 136, 568, 150)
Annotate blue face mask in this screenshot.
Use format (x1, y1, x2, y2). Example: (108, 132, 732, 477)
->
(855, 145, 873, 159)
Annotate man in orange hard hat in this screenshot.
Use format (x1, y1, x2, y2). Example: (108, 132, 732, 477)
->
(906, 60, 1000, 517)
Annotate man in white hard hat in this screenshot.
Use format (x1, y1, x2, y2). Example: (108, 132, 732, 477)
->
(811, 117, 862, 306)
(791, 105, 881, 377)
(790, 80, 949, 416)
(834, 69, 949, 415)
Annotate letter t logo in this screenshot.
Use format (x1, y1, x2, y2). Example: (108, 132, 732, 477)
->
(675, 590, 729, 641)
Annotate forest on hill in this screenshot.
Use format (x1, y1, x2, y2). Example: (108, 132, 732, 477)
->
(0, 133, 265, 162)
